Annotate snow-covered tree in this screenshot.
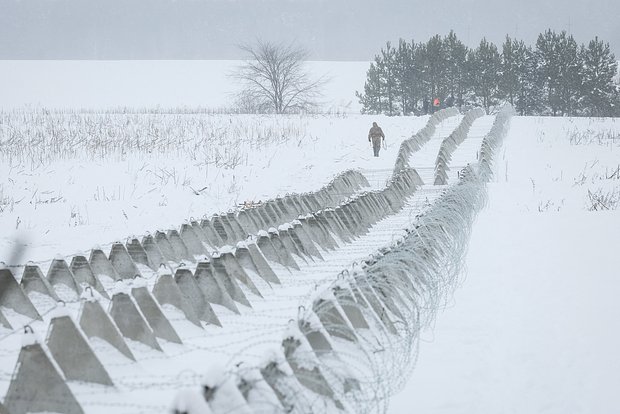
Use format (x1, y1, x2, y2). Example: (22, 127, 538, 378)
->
(357, 61, 384, 114)
(579, 37, 618, 117)
(443, 31, 469, 107)
(468, 38, 501, 113)
(234, 40, 325, 114)
(536, 30, 582, 116)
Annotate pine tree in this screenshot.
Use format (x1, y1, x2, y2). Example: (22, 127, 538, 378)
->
(500, 35, 519, 105)
(536, 30, 582, 116)
(468, 38, 501, 113)
(517, 44, 545, 115)
(579, 37, 619, 117)
(443, 31, 468, 107)
(393, 39, 417, 114)
(422, 35, 448, 112)
(378, 42, 398, 115)
(356, 61, 384, 114)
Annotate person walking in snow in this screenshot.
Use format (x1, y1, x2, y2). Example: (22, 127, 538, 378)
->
(368, 122, 385, 157)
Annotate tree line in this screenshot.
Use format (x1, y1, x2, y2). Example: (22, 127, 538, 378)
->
(357, 30, 620, 117)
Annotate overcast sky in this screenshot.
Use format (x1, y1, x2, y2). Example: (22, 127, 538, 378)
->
(1, 0, 619, 60)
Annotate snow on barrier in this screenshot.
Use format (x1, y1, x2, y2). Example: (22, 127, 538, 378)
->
(0, 107, 509, 413)
(433, 107, 486, 185)
(20, 263, 59, 302)
(78, 297, 136, 360)
(170, 106, 514, 413)
(46, 313, 115, 386)
(4, 332, 84, 414)
(0, 268, 41, 322)
(393, 107, 460, 174)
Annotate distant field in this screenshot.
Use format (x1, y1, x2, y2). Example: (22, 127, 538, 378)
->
(0, 60, 370, 113)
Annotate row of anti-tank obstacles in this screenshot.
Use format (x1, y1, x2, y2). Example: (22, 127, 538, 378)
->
(167, 105, 515, 414)
(0, 163, 425, 414)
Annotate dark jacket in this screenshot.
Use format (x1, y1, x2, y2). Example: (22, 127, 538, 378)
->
(368, 124, 385, 141)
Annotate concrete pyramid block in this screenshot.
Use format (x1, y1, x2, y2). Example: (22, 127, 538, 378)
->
(282, 334, 344, 410)
(278, 228, 308, 264)
(290, 225, 322, 261)
(167, 229, 192, 261)
(306, 216, 337, 251)
(126, 238, 152, 269)
(154, 231, 179, 262)
(180, 224, 207, 257)
(248, 208, 268, 231)
(0, 268, 41, 321)
(131, 286, 183, 344)
(174, 269, 221, 327)
(256, 207, 273, 229)
(79, 299, 135, 360)
(0, 308, 12, 329)
(259, 357, 303, 414)
(220, 214, 242, 240)
(152, 271, 202, 328)
(352, 275, 397, 335)
(236, 368, 283, 412)
(46, 315, 114, 386)
(323, 210, 351, 242)
(109, 242, 140, 279)
(312, 298, 357, 343)
(332, 286, 369, 330)
(232, 244, 260, 277)
(227, 213, 248, 239)
(190, 220, 209, 243)
(89, 248, 120, 282)
(237, 244, 280, 285)
(142, 234, 166, 269)
(200, 218, 225, 247)
(109, 292, 162, 351)
(4, 342, 84, 414)
(47, 258, 81, 298)
(194, 261, 240, 314)
(211, 256, 251, 308)
(210, 216, 231, 244)
(236, 210, 257, 235)
(256, 233, 285, 266)
(20, 264, 59, 301)
(70, 256, 109, 299)
(220, 252, 262, 298)
(268, 231, 299, 270)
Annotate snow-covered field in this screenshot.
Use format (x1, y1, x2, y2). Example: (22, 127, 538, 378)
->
(1, 60, 619, 414)
(0, 61, 368, 112)
(389, 116, 620, 413)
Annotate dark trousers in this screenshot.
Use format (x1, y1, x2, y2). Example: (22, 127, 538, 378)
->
(371, 137, 382, 157)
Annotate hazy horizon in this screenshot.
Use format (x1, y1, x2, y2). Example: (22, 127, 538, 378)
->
(1, 0, 619, 60)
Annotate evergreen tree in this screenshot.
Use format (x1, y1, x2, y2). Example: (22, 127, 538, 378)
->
(500, 35, 519, 105)
(356, 61, 384, 114)
(378, 42, 398, 115)
(468, 38, 501, 113)
(536, 30, 582, 116)
(443, 31, 468, 107)
(422, 35, 448, 112)
(516, 44, 545, 115)
(579, 37, 619, 117)
(393, 39, 417, 114)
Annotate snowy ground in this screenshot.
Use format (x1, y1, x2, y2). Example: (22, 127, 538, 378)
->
(0, 61, 368, 113)
(0, 113, 427, 265)
(388, 116, 620, 413)
(2, 59, 619, 413)
(0, 112, 478, 413)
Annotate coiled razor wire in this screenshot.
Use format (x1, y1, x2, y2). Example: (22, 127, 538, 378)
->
(170, 104, 515, 413)
(393, 107, 460, 175)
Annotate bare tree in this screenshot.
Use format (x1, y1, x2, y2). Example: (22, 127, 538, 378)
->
(233, 40, 326, 114)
